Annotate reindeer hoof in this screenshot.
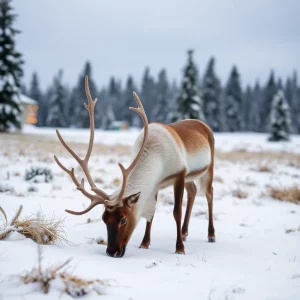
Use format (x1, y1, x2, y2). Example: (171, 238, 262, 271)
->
(208, 237, 215, 243)
(139, 241, 150, 249)
(175, 250, 185, 255)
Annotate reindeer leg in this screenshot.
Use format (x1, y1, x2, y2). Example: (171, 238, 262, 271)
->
(182, 182, 197, 241)
(139, 193, 157, 249)
(200, 167, 215, 243)
(173, 174, 185, 254)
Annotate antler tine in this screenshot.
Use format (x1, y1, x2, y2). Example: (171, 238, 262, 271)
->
(106, 92, 149, 207)
(54, 75, 109, 200)
(54, 155, 105, 215)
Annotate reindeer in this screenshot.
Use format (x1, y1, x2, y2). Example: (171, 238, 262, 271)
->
(54, 76, 215, 258)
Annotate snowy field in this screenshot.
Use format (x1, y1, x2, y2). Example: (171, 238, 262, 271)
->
(0, 127, 300, 300)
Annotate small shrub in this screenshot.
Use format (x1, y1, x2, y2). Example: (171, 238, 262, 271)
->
(269, 186, 300, 204)
(25, 166, 53, 183)
(28, 185, 38, 192)
(233, 188, 248, 199)
(0, 206, 67, 244)
(0, 182, 14, 193)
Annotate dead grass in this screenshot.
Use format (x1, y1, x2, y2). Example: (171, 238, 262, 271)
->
(19, 241, 112, 297)
(233, 188, 248, 199)
(213, 176, 224, 183)
(216, 151, 300, 168)
(269, 186, 300, 204)
(255, 163, 273, 173)
(0, 206, 67, 244)
(285, 226, 300, 234)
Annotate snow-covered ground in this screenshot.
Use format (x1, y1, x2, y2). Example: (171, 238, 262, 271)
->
(0, 128, 300, 300)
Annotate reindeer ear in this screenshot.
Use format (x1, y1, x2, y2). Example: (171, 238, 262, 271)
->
(124, 192, 141, 208)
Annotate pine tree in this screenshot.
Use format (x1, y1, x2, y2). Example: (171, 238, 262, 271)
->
(141, 67, 156, 122)
(73, 61, 97, 128)
(224, 66, 243, 131)
(175, 50, 204, 121)
(29, 72, 43, 126)
(202, 57, 221, 131)
(0, 0, 24, 131)
(152, 69, 170, 123)
(243, 85, 252, 131)
(249, 81, 262, 132)
(268, 90, 291, 141)
(122, 75, 136, 126)
(261, 71, 277, 131)
(290, 72, 300, 133)
(46, 70, 67, 127)
(108, 76, 121, 120)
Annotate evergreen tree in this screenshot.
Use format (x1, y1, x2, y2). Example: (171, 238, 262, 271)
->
(202, 57, 221, 131)
(0, 0, 24, 131)
(243, 85, 252, 131)
(46, 70, 67, 127)
(249, 81, 262, 132)
(261, 71, 277, 131)
(141, 67, 156, 122)
(290, 72, 300, 133)
(73, 61, 97, 128)
(268, 90, 291, 141)
(122, 75, 136, 126)
(108, 76, 121, 120)
(224, 66, 243, 131)
(175, 50, 204, 121)
(152, 69, 170, 123)
(29, 72, 43, 126)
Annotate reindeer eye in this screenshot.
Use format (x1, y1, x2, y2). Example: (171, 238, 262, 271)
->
(120, 218, 126, 225)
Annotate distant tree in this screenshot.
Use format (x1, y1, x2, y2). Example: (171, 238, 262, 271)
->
(268, 90, 291, 141)
(0, 0, 24, 132)
(174, 50, 204, 121)
(243, 85, 252, 131)
(152, 69, 170, 123)
(167, 79, 179, 122)
(290, 72, 300, 133)
(141, 67, 156, 122)
(121, 75, 136, 126)
(46, 70, 67, 127)
(261, 71, 277, 131)
(248, 81, 262, 132)
(224, 66, 243, 131)
(73, 61, 97, 128)
(29, 72, 44, 126)
(202, 57, 221, 131)
(108, 76, 122, 120)
(101, 104, 115, 130)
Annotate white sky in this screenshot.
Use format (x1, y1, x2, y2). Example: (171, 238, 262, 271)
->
(14, 0, 299, 90)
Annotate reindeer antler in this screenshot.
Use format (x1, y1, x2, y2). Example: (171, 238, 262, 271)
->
(54, 75, 108, 215)
(105, 92, 149, 208)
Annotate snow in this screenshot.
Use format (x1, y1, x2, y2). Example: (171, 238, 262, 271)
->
(19, 94, 38, 105)
(0, 129, 300, 300)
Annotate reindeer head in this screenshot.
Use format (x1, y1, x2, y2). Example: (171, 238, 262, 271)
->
(54, 76, 148, 258)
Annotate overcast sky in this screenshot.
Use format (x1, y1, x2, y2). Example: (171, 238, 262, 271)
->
(14, 0, 299, 90)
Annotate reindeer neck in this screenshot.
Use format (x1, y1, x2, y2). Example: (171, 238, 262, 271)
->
(124, 155, 163, 221)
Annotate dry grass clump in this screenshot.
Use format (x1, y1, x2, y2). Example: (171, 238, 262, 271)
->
(285, 226, 300, 234)
(60, 273, 110, 297)
(20, 243, 112, 297)
(21, 258, 72, 294)
(213, 176, 224, 183)
(255, 163, 273, 173)
(0, 206, 67, 244)
(233, 188, 248, 199)
(269, 186, 300, 204)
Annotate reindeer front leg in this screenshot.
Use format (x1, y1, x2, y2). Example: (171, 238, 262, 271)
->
(173, 174, 185, 254)
(139, 193, 157, 249)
